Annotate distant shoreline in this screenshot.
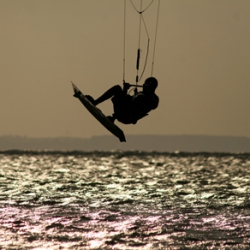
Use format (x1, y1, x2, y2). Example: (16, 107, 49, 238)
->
(0, 135, 250, 152)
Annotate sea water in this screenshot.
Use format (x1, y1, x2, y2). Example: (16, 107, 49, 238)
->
(0, 151, 250, 249)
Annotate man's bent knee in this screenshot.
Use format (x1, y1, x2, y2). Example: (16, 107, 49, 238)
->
(113, 85, 122, 93)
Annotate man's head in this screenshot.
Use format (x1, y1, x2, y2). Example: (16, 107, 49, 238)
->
(143, 77, 158, 94)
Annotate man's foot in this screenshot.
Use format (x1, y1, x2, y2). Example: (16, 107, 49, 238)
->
(85, 95, 96, 105)
(107, 115, 116, 123)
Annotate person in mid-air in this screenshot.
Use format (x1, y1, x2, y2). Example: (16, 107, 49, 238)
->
(75, 77, 159, 125)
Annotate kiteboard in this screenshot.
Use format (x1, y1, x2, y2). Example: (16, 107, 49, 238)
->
(71, 82, 126, 142)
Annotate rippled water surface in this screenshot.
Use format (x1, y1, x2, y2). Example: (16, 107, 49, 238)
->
(0, 151, 250, 249)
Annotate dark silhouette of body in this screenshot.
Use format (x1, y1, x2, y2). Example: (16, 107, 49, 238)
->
(85, 77, 159, 124)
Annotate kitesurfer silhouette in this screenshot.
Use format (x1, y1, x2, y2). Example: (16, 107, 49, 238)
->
(84, 77, 159, 124)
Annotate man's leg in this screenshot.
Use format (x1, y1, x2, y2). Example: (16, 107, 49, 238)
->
(89, 85, 123, 106)
(108, 94, 132, 123)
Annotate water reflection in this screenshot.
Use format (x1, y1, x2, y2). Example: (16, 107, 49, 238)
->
(0, 151, 250, 249)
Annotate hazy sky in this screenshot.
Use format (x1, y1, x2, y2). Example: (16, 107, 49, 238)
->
(1, 0, 250, 139)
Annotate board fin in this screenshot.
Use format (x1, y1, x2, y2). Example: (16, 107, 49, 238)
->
(72, 82, 82, 98)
